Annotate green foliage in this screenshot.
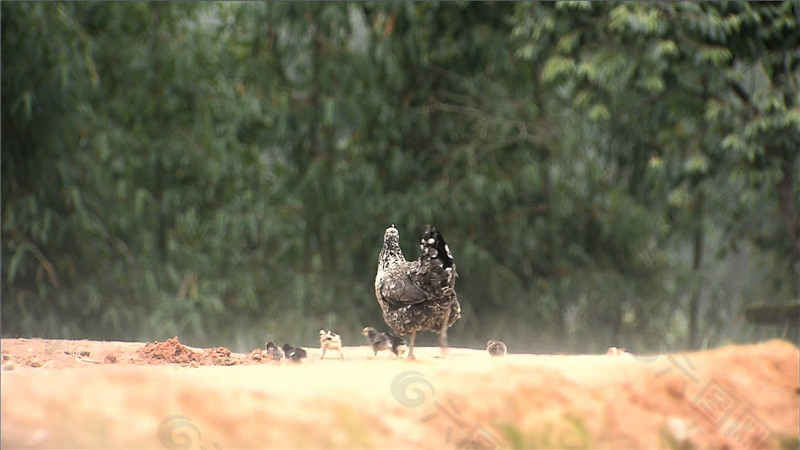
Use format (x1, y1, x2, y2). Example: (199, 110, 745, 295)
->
(2, 2, 797, 352)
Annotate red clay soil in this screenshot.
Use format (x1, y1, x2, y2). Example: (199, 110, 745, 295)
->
(0, 336, 278, 370)
(136, 337, 277, 366)
(1, 337, 798, 449)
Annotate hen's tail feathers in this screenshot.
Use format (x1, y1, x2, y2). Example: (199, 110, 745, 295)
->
(420, 224, 454, 270)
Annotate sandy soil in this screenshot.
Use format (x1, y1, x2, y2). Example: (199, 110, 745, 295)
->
(1, 337, 797, 449)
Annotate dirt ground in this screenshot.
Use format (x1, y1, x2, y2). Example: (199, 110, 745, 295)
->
(1, 337, 797, 449)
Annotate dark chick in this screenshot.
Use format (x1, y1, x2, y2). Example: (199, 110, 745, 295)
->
(265, 341, 283, 361)
(362, 327, 408, 358)
(486, 340, 507, 357)
(362, 327, 389, 356)
(387, 332, 408, 357)
(282, 343, 307, 363)
(374, 224, 461, 359)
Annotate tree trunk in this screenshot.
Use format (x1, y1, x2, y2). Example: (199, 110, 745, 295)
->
(775, 150, 799, 297)
(151, 4, 168, 263)
(688, 188, 704, 349)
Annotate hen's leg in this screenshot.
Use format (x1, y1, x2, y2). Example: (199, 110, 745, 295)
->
(320, 348, 326, 359)
(338, 348, 344, 359)
(407, 331, 417, 360)
(438, 308, 451, 357)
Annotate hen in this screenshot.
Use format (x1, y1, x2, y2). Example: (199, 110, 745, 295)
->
(374, 224, 461, 359)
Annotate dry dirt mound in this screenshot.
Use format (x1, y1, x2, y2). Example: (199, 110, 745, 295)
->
(1, 338, 797, 449)
(136, 337, 277, 366)
(0, 336, 277, 370)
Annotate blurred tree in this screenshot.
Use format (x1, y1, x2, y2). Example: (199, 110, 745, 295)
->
(3, 2, 110, 335)
(3, 1, 796, 351)
(511, 1, 799, 348)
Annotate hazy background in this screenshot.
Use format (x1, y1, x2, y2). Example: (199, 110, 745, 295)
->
(3, 2, 797, 353)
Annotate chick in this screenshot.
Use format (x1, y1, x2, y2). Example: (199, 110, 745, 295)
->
(486, 340, 507, 357)
(362, 326, 389, 356)
(319, 329, 344, 359)
(362, 327, 407, 358)
(282, 343, 307, 363)
(606, 346, 632, 356)
(265, 341, 283, 361)
(387, 332, 408, 357)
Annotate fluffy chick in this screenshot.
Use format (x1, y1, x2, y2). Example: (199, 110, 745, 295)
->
(265, 341, 283, 361)
(486, 340, 507, 357)
(362, 326, 389, 356)
(606, 346, 633, 357)
(319, 329, 344, 359)
(362, 327, 407, 357)
(282, 343, 307, 363)
(387, 332, 408, 357)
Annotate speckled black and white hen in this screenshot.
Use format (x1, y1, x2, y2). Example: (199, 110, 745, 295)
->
(374, 224, 461, 359)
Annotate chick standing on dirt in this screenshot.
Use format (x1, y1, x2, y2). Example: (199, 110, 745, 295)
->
(282, 343, 307, 363)
(319, 330, 344, 359)
(487, 340, 507, 357)
(265, 341, 283, 361)
(362, 327, 407, 358)
(606, 347, 632, 356)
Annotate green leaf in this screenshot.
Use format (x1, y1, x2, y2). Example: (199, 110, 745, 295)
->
(587, 103, 610, 121)
(721, 134, 745, 153)
(542, 56, 576, 82)
(696, 45, 732, 65)
(683, 154, 709, 175)
(7, 244, 29, 284)
(134, 188, 150, 216)
(653, 40, 678, 58)
(641, 74, 665, 93)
